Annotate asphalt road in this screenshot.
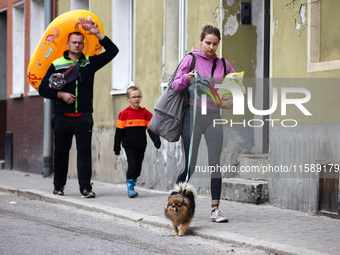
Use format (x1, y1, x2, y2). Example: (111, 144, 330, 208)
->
(0, 191, 271, 255)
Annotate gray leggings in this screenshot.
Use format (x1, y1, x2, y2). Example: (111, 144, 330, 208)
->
(176, 106, 223, 201)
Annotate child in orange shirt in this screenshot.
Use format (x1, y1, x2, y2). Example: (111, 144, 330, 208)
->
(114, 86, 161, 197)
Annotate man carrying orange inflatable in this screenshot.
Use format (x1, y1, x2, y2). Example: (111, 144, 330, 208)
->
(39, 20, 119, 198)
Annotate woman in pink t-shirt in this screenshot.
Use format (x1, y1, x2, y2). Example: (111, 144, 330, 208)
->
(172, 24, 234, 223)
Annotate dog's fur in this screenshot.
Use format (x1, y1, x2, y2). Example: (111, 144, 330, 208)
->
(164, 182, 197, 236)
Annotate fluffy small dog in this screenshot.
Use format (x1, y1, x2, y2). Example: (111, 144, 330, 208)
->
(164, 182, 197, 236)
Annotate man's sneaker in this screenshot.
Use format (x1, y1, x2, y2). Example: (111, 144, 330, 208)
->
(53, 188, 64, 196)
(210, 209, 228, 223)
(81, 189, 96, 198)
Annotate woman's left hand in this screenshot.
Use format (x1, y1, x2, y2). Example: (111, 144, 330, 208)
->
(221, 98, 233, 110)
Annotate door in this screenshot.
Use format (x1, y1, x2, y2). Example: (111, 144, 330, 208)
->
(318, 163, 340, 218)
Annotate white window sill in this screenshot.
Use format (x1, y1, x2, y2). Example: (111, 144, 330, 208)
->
(110, 89, 126, 96)
(10, 93, 23, 99)
(28, 91, 40, 97)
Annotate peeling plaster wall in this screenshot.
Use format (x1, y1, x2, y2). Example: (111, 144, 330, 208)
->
(271, 0, 308, 78)
(224, 12, 239, 37)
(269, 125, 340, 212)
(222, 0, 257, 78)
(269, 0, 340, 212)
(187, 0, 220, 51)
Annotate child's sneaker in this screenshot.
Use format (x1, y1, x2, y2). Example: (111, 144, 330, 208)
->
(126, 179, 138, 198)
(210, 208, 228, 222)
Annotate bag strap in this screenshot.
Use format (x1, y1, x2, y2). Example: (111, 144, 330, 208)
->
(221, 58, 227, 76)
(211, 57, 227, 77)
(188, 52, 196, 72)
(169, 52, 196, 87)
(185, 71, 199, 183)
(211, 58, 218, 76)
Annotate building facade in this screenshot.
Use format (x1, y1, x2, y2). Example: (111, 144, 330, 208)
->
(0, 0, 339, 216)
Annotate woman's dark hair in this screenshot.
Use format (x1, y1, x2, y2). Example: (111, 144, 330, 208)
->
(200, 24, 221, 41)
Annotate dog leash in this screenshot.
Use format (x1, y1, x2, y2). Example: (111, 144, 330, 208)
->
(185, 71, 201, 184)
(184, 57, 220, 184)
(185, 70, 216, 184)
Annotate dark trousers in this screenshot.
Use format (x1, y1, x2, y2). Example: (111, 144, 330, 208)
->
(124, 146, 145, 180)
(52, 112, 93, 192)
(176, 106, 223, 201)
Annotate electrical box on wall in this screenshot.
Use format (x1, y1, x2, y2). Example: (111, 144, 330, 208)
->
(241, 2, 252, 25)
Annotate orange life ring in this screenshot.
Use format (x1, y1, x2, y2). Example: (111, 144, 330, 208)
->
(27, 9, 104, 91)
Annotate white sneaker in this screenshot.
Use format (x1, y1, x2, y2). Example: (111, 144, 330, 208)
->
(210, 209, 228, 222)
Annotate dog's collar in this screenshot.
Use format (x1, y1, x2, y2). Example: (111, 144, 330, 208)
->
(170, 189, 187, 196)
(170, 191, 180, 196)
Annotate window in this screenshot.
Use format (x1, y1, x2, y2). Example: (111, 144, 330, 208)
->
(307, 0, 340, 72)
(111, 0, 134, 95)
(71, 0, 89, 10)
(11, 1, 25, 98)
(29, 0, 44, 94)
(161, 0, 187, 87)
(178, 0, 187, 62)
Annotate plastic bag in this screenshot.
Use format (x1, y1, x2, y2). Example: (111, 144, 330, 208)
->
(218, 71, 246, 101)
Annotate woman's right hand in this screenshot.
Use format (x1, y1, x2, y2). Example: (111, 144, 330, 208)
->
(221, 98, 233, 110)
(188, 71, 196, 82)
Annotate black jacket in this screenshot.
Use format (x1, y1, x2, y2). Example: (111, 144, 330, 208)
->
(39, 36, 119, 114)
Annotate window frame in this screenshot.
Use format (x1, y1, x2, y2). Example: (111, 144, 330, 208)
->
(28, 0, 45, 95)
(110, 0, 134, 95)
(11, 1, 25, 99)
(307, 0, 340, 72)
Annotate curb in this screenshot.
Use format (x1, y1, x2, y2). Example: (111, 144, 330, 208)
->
(0, 185, 330, 255)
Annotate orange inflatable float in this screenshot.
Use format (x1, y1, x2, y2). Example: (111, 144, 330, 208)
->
(27, 10, 104, 91)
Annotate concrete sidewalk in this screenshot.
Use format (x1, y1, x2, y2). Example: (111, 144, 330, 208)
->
(0, 169, 339, 255)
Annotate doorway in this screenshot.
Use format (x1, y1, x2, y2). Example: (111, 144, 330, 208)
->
(318, 162, 340, 218)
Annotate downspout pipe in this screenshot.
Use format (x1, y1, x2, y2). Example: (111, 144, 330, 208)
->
(262, 0, 270, 153)
(42, 0, 53, 177)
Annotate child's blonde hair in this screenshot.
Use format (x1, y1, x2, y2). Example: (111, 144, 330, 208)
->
(126, 86, 141, 97)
